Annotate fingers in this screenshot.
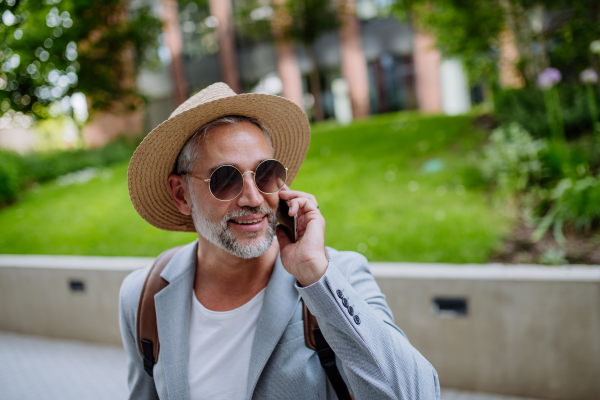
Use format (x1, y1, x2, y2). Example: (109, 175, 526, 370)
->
(279, 188, 319, 217)
(279, 186, 318, 206)
(288, 196, 319, 217)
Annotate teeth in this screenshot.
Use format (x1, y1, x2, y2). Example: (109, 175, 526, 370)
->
(232, 218, 262, 225)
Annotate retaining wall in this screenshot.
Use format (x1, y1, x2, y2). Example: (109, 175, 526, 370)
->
(371, 263, 600, 400)
(0, 255, 598, 399)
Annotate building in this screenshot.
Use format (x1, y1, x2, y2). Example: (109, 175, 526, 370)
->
(138, 0, 473, 134)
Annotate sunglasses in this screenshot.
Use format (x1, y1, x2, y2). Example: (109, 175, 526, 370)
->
(185, 159, 288, 201)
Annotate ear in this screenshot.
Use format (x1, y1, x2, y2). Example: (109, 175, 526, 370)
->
(168, 174, 192, 216)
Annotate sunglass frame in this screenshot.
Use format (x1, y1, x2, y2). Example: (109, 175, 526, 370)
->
(184, 158, 288, 201)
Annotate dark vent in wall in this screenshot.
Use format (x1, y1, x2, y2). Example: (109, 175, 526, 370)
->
(432, 297, 468, 317)
(69, 279, 85, 293)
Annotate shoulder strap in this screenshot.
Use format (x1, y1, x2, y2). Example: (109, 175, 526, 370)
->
(137, 247, 353, 397)
(303, 301, 353, 400)
(136, 245, 184, 377)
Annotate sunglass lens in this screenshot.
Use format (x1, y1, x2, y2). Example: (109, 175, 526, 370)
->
(210, 165, 243, 200)
(255, 160, 287, 194)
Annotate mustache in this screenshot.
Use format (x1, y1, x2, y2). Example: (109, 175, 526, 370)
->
(222, 205, 276, 222)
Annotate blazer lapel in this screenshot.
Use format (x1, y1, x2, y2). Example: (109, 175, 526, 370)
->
(154, 240, 198, 400)
(246, 254, 300, 399)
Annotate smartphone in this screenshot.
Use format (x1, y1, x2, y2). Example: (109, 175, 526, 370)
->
(277, 199, 297, 243)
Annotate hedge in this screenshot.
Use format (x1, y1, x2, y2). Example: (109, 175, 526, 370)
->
(494, 84, 600, 140)
(0, 137, 139, 206)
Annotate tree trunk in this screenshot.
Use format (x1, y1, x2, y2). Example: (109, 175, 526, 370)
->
(498, 27, 525, 88)
(209, 0, 241, 93)
(498, 0, 541, 84)
(160, 0, 189, 106)
(271, 0, 304, 108)
(307, 46, 324, 121)
(338, 0, 370, 118)
(412, 30, 442, 113)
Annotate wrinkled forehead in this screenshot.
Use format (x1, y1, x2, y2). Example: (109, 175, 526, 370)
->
(197, 122, 274, 170)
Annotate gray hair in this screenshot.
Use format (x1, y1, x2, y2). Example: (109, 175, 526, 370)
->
(175, 115, 273, 180)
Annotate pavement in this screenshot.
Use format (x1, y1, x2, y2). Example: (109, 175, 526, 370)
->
(0, 331, 544, 400)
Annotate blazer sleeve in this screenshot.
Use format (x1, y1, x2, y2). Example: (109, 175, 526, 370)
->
(296, 249, 440, 400)
(119, 266, 160, 400)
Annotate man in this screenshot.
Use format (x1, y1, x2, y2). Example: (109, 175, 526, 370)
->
(120, 82, 440, 399)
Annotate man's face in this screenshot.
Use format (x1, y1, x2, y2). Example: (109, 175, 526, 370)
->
(187, 121, 279, 259)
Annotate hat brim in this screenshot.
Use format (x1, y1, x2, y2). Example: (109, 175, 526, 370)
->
(127, 93, 311, 232)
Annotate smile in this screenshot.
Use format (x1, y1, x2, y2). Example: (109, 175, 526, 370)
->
(228, 215, 267, 233)
(231, 218, 263, 225)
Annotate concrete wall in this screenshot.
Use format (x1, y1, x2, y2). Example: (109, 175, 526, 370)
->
(371, 263, 600, 400)
(0, 255, 152, 346)
(1, 255, 599, 400)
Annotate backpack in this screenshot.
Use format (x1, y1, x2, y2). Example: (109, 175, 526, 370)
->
(136, 246, 352, 400)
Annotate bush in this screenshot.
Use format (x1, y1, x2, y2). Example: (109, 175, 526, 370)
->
(0, 150, 25, 204)
(533, 176, 600, 243)
(495, 85, 600, 139)
(480, 123, 547, 193)
(0, 137, 138, 206)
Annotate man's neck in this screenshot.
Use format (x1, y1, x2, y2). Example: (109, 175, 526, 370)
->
(193, 235, 279, 312)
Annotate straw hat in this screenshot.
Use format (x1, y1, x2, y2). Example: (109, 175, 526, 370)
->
(128, 82, 311, 232)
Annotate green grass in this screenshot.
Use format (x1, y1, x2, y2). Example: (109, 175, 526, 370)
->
(0, 112, 513, 262)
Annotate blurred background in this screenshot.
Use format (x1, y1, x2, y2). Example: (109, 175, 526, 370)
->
(0, 0, 599, 399)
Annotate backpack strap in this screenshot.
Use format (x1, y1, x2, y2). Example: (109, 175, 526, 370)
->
(136, 246, 352, 398)
(303, 301, 353, 400)
(136, 245, 184, 377)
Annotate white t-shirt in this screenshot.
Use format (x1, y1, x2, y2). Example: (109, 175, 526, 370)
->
(188, 288, 266, 400)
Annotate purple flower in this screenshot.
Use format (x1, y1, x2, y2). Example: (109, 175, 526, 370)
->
(580, 68, 598, 85)
(537, 68, 562, 90)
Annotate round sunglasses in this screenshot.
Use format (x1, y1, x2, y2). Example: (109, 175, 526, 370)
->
(185, 159, 288, 201)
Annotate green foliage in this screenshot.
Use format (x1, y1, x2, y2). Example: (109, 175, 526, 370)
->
(177, 0, 219, 60)
(393, 0, 600, 86)
(0, 137, 138, 206)
(0, 0, 161, 118)
(547, 0, 600, 78)
(481, 123, 546, 193)
(533, 176, 600, 244)
(0, 150, 23, 204)
(494, 85, 600, 140)
(480, 117, 600, 245)
(232, 0, 273, 42)
(538, 247, 567, 265)
(284, 0, 340, 45)
(0, 113, 512, 261)
(393, 0, 503, 84)
(233, 0, 340, 45)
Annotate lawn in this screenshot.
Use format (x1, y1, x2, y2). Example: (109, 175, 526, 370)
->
(0, 112, 513, 262)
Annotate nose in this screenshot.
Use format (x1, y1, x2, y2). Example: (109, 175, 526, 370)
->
(236, 172, 263, 208)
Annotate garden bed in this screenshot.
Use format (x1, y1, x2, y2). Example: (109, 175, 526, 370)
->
(489, 217, 600, 265)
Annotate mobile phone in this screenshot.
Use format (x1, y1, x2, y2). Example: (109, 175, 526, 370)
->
(277, 199, 297, 243)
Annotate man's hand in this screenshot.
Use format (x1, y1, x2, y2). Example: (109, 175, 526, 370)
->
(276, 185, 328, 287)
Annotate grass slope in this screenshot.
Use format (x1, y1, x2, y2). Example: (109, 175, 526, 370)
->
(0, 112, 512, 261)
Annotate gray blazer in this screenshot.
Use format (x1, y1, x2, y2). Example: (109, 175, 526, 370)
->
(119, 240, 440, 399)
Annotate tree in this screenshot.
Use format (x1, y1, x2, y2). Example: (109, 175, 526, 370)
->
(394, 0, 504, 87)
(283, 0, 340, 121)
(337, 0, 369, 118)
(0, 0, 161, 122)
(271, 0, 304, 108)
(162, 0, 189, 105)
(393, 0, 600, 87)
(233, 0, 340, 120)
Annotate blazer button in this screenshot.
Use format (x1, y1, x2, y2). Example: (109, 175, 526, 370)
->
(336, 289, 343, 299)
(342, 298, 349, 308)
(348, 306, 354, 316)
(353, 315, 361, 325)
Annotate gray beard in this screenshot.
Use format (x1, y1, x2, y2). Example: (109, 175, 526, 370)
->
(189, 190, 277, 259)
